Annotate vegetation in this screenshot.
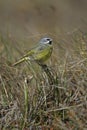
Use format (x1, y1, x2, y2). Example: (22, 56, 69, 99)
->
(0, 30, 87, 130)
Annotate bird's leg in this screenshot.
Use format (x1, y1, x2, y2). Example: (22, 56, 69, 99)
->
(40, 64, 55, 85)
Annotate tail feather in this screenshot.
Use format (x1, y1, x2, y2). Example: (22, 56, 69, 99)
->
(13, 58, 25, 66)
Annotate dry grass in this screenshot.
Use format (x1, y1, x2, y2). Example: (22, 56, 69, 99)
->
(0, 31, 87, 130)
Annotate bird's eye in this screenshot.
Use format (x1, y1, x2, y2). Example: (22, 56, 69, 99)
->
(47, 38, 50, 41)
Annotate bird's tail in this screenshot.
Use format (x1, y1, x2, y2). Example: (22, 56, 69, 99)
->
(12, 57, 25, 66)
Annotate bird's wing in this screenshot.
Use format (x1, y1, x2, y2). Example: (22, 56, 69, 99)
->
(13, 44, 41, 66)
(23, 44, 45, 58)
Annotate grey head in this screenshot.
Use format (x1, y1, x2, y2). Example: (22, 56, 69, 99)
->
(39, 37, 53, 45)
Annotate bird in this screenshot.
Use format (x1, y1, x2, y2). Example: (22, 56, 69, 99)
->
(13, 37, 53, 66)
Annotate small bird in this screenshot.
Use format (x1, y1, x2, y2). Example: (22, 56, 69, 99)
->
(13, 37, 53, 66)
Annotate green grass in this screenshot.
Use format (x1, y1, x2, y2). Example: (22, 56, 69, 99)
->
(0, 31, 87, 130)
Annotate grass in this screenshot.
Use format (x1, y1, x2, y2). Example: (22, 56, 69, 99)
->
(0, 30, 87, 130)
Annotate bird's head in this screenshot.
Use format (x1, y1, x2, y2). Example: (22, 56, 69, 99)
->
(39, 37, 53, 45)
